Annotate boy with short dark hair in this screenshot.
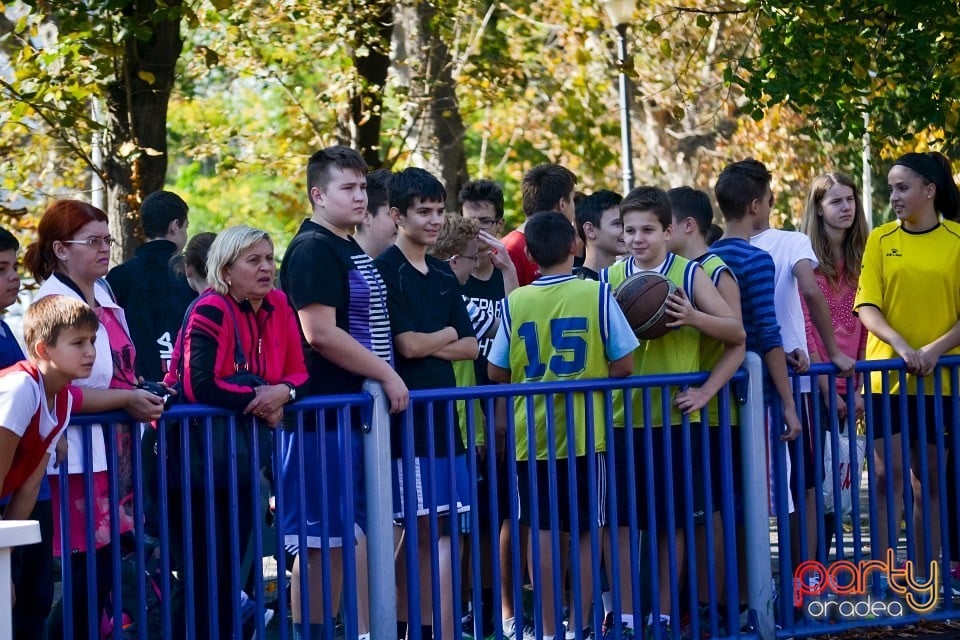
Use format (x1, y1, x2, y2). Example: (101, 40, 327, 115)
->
(600, 186, 744, 637)
(740, 158, 856, 566)
(459, 179, 506, 237)
(280, 145, 407, 640)
(712, 161, 801, 418)
(574, 189, 624, 281)
(456, 179, 521, 636)
(489, 211, 638, 640)
(354, 168, 397, 259)
(666, 186, 747, 615)
(504, 164, 578, 286)
(0, 228, 24, 366)
(376, 167, 479, 640)
(666, 186, 746, 415)
(106, 190, 196, 381)
(711, 160, 804, 524)
(457, 179, 519, 380)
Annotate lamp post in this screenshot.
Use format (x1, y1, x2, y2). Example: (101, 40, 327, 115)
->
(602, 0, 636, 194)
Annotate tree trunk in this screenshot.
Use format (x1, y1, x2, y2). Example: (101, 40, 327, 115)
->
(352, 1, 393, 169)
(103, 0, 183, 263)
(396, 0, 468, 210)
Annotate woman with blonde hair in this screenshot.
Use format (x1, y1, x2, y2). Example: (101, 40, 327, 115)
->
(798, 173, 870, 560)
(174, 225, 307, 639)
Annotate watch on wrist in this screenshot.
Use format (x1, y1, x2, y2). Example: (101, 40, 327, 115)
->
(282, 382, 296, 403)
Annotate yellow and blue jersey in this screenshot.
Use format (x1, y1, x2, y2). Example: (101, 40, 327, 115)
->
(487, 275, 638, 460)
(601, 254, 702, 427)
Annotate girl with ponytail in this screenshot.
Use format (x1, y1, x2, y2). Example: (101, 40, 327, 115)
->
(854, 151, 960, 580)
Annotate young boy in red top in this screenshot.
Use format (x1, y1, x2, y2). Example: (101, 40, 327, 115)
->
(504, 164, 578, 286)
(0, 296, 100, 517)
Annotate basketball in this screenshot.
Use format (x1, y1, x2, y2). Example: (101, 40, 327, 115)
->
(613, 271, 677, 339)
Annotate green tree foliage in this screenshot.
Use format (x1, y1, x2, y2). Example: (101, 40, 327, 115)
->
(166, 0, 372, 241)
(0, 0, 184, 261)
(458, 0, 843, 227)
(2, 0, 893, 254)
(734, 0, 960, 152)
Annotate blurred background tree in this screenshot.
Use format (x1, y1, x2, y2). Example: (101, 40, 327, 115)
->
(1, 0, 956, 259)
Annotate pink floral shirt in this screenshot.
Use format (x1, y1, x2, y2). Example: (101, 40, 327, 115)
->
(801, 261, 867, 394)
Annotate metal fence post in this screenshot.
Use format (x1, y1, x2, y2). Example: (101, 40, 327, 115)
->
(739, 352, 776, 639)
(362, 380, 397, 639)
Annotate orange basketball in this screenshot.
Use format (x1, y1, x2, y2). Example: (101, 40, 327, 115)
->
(613, 271, 677, 339)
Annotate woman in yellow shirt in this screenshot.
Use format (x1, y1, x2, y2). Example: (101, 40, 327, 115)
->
(854, 151, 960, 579)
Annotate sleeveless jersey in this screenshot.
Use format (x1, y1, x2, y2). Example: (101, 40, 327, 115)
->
(453, 357, 486, 447)
(696, 253, 738, 426)
(602, 254, 701, 427)
(504, 276, 612, 460)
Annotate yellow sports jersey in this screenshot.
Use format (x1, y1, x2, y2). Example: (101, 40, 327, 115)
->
(602, 254, 701, 427)
(696, 253, 738, 427)
(855, 219, 960, 395)
(453, 358, 486, 447)
(505, 276, 613, 461)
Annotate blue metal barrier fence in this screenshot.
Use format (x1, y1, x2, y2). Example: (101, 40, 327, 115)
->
(49, 355, 771, 640)
(774, 355, 960, 638)
(39, 353, 960, 639)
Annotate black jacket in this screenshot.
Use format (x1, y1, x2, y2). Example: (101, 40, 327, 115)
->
(106, 239, 197, 382)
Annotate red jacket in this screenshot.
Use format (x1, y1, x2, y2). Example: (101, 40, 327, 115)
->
(181, 289, 308, 412)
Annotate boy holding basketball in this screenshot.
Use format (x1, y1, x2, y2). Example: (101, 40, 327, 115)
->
(488, 211, 638, 640)
(599, 186, 743, 637)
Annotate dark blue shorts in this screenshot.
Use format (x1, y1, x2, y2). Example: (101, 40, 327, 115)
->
(280, 428, 366, 550)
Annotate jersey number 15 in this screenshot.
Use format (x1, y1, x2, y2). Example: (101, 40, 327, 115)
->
(517, 317, 588, 379)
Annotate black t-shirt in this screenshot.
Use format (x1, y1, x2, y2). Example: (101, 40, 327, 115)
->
(106, 240, 196, 381)
(460, 270, 505, 386)
(279, 219, 392, 401)
(376, 245, 474, 457)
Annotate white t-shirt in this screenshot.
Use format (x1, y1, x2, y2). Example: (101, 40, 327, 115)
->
(0, 370, 69, 455)
(751, 228, 819, 392)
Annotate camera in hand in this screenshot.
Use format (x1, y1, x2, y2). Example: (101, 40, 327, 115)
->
(138, 381, 172, 409)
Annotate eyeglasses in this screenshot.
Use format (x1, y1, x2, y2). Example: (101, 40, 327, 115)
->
(63, 236, 115, 249)
(474, 217, 499, 230)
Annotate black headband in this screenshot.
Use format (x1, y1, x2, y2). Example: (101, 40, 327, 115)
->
(894, 153, 942, 185)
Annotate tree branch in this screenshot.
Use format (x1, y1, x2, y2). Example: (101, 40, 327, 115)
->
(452, 2, 497, 80)
(0, 77, 104, 181)
(237, 29, 326, 138)
(665, 6, 751, 16)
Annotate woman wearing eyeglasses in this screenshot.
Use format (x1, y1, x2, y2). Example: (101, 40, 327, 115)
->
(23, 199, 164, 640)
